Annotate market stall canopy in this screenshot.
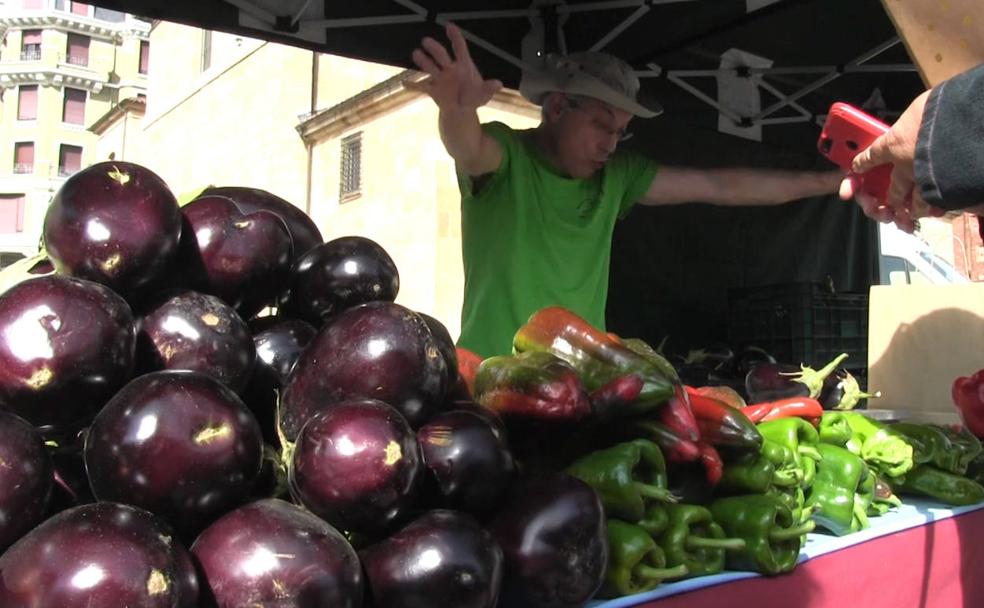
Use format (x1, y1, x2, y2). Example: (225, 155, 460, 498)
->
(82, 0, 923, 141)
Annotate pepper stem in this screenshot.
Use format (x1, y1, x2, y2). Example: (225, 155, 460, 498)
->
(635, 563, 689, 581)
(772, 470, 801, 487)
(798, 445, 822, 462)
(634, 482, 679, 503)
(686, 535, 746, 551)
(769, 519, 816, 541)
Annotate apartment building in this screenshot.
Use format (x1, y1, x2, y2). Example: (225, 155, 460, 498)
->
(0, 0, 149, 262)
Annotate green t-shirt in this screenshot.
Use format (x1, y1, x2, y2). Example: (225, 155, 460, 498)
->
(457, 121, 658, 357)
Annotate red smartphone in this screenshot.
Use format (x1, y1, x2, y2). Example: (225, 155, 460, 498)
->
(818, 102, 891, 203)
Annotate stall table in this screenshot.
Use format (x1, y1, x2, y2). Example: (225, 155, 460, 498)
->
(591, 499, 984, 608)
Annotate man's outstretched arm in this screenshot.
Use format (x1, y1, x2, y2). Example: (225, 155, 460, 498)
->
(639, 166, 843, 207)
(411, 23, 503, 176)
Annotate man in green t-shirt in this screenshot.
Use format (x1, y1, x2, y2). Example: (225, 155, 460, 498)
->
(411, 24, 843, 358)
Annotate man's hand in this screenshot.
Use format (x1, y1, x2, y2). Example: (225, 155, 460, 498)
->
(410, 23, 502, 112)
(838, 90, 932, 233)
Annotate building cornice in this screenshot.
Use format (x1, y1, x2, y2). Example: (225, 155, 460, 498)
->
(0, 11, 150, 41)
(89, 95, 145, 135)
(296, 70, 539, 144)
(0, 62, 115, 93)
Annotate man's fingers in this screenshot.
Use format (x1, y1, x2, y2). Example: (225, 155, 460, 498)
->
(885, 166, 914, 212)
(412, 48, 441, 76)
(421, 37, 453, 68)
(838, 175, 860, 201)
(851, 134, 890, 174)
(446, 22, 472, 63)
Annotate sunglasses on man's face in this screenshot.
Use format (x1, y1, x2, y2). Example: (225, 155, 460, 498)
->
(565, 97, 634, 143)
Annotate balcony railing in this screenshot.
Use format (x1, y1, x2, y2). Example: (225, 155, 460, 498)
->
(65, 54, 88, 67)
(20, 49, 42, 61)
(58, 167, 79, 177)
(13, 164, 34, 174)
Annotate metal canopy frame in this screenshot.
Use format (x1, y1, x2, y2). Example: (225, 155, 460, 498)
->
(152, 0, 918, 128)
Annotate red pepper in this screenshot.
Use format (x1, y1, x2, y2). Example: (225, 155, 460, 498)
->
(455, 346, 483, 397)
(697, 440, 723, 485)
(684, 386, 761, 450)
(740, 397, 824, 424)
(657, 387, 700, 443)
(631, 420, 701, 463)
(589, 374, 645, 413)
(953, 370, 984, 439)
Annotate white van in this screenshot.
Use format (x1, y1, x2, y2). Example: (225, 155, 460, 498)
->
(878, 223, 969, 285)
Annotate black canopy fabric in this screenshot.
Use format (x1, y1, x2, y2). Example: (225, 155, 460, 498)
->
(84, 0, 919, 357)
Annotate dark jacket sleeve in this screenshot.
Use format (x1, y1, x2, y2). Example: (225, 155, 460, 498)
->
(914, 63, 984, 210)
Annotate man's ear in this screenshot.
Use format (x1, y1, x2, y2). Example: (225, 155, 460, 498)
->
(543, 92, 567, 122)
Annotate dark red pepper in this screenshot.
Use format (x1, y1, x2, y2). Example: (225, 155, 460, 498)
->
(684, 387, 761, 450)
(953, 370, 984, 439)
(657, 387, 700, 443)
(697, 440, 724, 486)
(631, 420, 701, 463)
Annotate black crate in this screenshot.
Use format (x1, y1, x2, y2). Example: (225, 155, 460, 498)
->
(727, 283, 868, 369)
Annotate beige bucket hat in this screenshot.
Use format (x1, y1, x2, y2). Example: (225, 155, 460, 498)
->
(519, 51, 663, 118)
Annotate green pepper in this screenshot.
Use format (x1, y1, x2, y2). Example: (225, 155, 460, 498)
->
(512, 307, 681, 417)
(757, 418, 822, 489)
(889, 464, 984, 506)
(889, 422, 947, 466)
(473, 351, 591, 422)
(566, 439, 676, 522)
(598, 520, 689, 598)
(710, 494, 816, 575)
(653, 503, 746, 578)
(718, 450, 776, 495)
(838, 412, 914, 478)
(805, 443, 871, 536)
(772, 485, 811, 525)
(933, 425, 983, 475)
(819, 412, 853, 447)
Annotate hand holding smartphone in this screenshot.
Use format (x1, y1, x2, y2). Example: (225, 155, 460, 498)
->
(817, 102, 892, 203)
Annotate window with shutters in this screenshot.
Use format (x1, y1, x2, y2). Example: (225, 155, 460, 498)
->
(59, 144, 83, 177)
(139, 40, 150, 74)
(66, 33, 89, 66)
(14, 143, 34, 174)
(340, 133, 363, 201)
(0, 195, 26, 234)
(21, 30, 42, 61)
(63, 88, 86, 125)
(70, 2, 89, 16)
(17, 86, 38, 121)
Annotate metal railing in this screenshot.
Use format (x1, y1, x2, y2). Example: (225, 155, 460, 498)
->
(65, 54, 88, 67)
(19, 50, 42, 61)
(13, 164, 34, 174)
(58, 167, 79, 177)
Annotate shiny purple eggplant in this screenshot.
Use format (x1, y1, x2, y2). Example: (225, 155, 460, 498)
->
(288, 398, 422, 540)
(280, 301, 449, 437)
(0, 410, 52, 552)
(192, 498, 362, 607)
(282, 236, 399, 327)
(0, 502, 199, 607)
(84, 371, 263, 534)
(0, 275, 135, 435)
(361, 510, 503, 608)
(42, 161, 182, 300)
(138, 290, 255, 393)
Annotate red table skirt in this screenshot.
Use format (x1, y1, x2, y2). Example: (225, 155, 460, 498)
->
(630, 506, 984, 608)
